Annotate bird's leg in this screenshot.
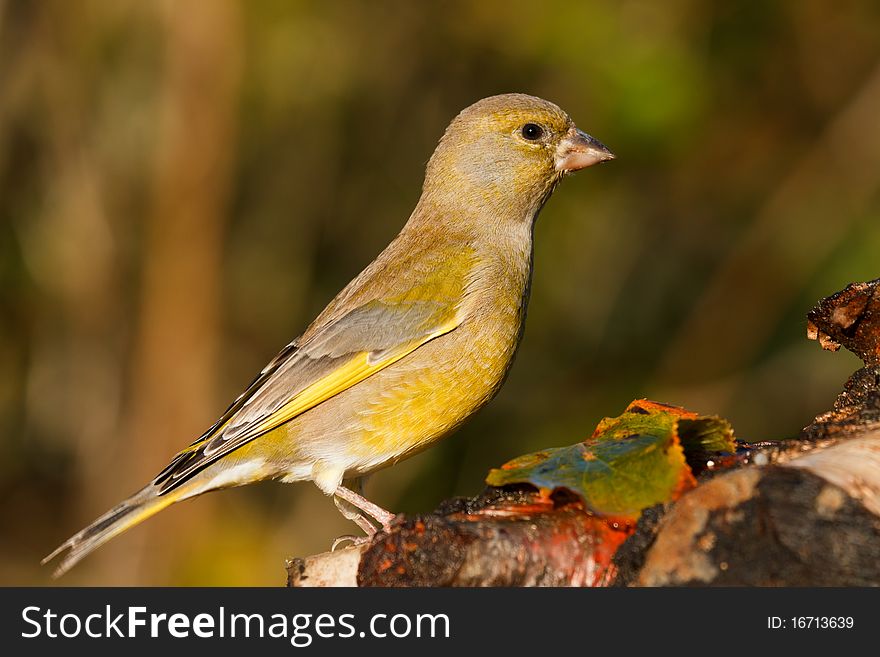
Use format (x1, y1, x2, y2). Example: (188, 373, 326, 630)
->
(333, 494, 378, 533)
(333, 477, 376, 531)
(330, 478, 392, 550)
(333, 482, 396, 532)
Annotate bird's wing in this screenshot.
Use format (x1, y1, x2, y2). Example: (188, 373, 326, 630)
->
(153, 297, 463, 493)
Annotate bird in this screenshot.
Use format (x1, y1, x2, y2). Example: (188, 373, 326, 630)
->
(43, 93, 614, 577)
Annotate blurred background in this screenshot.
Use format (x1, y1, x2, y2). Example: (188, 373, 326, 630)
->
(2, 0, 880, 585)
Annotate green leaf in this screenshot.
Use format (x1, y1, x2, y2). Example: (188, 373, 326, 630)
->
(486, 400, 737, 519)
(678, 416, 737, 454)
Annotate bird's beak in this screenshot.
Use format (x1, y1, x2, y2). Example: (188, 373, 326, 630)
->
(554, 127, 615, 173)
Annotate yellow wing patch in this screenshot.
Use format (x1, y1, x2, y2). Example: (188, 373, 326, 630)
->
(155, 245, 476, 493)
(170, 314, 461, 464)
(241, 319, 458, 441)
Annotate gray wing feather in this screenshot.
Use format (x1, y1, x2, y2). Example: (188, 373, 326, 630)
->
(153, 298, 453, 492)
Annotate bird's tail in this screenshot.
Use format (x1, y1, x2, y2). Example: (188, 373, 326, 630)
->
(42, 484, 186, 578)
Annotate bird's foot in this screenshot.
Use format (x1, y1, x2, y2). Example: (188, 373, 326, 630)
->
(350, 512, 379, 537)
(331, 534, 372, 551)
(334, 484, 397, 531)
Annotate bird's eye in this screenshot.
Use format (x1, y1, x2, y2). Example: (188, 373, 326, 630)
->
(521, 123, 544, 141)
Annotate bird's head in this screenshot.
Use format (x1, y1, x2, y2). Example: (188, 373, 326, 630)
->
(422, 93, 614, 220)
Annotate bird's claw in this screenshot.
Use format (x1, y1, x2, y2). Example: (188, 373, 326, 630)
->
(331, 534, 371, 551)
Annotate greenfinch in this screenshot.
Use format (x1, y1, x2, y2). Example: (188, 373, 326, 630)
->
(44, 93, 613, 577)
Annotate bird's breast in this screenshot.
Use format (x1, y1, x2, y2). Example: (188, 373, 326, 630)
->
(344, 234, 535, 468)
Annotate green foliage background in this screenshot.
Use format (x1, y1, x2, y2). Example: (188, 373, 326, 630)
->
(1, 0, 878, 584)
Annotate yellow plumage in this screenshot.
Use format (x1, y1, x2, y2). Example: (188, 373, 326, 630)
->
(44, 93, 614, 577)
